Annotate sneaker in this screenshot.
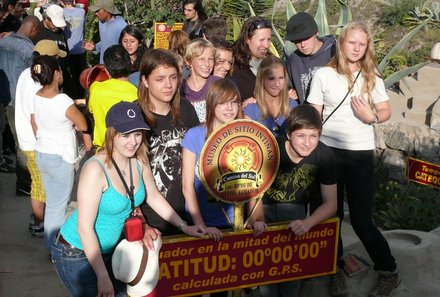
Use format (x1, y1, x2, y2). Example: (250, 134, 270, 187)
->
(368, 270, 400, 297)
(329, 268, 349, 297)
(30, 227, 44, 238)
(16, 188, 31, 196)
(29, 214, 44, 238)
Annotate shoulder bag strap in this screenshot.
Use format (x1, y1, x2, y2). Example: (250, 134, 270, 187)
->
(111, 157, 135, 211)
(322, 71, 361, 125)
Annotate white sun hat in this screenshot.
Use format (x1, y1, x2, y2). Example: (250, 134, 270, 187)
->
(112, 238, 162, 297)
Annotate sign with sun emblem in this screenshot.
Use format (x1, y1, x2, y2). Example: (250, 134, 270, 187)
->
(199, 120, 280, 204)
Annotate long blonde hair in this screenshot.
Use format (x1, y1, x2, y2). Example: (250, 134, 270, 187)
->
(254, 55, 290, 120)
(329, 21, 381, 104)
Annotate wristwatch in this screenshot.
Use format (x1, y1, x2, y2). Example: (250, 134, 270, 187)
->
(177, 220, 188, 230)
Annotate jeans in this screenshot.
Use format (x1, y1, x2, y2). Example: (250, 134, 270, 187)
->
(259, 203, 306, 297)
(51, 238, 127, 297)
(331, 147, 396, 272)
(36, 152, 74, 252)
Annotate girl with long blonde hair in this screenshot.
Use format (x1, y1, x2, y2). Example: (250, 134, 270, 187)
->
(243, 55, 298, 136)
(307, 21, 398, 297)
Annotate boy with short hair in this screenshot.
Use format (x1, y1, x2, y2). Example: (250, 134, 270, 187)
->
(259, 104, 337, 297)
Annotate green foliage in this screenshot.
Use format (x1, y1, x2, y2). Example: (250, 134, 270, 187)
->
(378, 17, 431, 88)
(374, 180, 440, 231)
(381, 0, 422, 27)
(403, 0, 440, 29)
(114, 0, 182, 43)
(381, 54, 408, 78)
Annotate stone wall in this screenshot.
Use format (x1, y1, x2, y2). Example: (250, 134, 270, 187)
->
(374, 122, 440, 182)
(375, 64, 440, 182)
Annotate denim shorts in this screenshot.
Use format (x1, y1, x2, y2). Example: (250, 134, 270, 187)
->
(51, 237, 127, 297)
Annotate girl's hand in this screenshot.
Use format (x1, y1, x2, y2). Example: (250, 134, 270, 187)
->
(203, 226, 223, 242)
(288, 219, 311, 236)
(241, 97, 256, 109)
(350, 95, 375, 124)
(247, 220, 267, 236)
(288, 88, 298, 100)
(181, 224, 206, 238)
(142, 226, 161, 251)
(96, 274, 114, 297)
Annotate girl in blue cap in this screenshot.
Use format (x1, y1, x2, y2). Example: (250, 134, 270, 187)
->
(52, 101, 204, 297)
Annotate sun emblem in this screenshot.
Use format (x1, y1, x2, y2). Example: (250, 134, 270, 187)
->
(231, 148, 252, 171)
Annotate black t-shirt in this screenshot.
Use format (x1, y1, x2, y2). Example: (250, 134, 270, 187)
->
(263, 136, 336, 208)
(228, 64, 256, 101)
(141, 98, 200, 235)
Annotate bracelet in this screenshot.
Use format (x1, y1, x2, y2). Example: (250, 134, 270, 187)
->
(177, 220, 187, 230)
(369, 114, 379, 125)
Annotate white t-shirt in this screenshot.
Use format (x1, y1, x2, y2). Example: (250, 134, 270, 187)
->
(33, 93, 79, 164)
(307, 67, 389, 150)
(15, 68, 41, 151)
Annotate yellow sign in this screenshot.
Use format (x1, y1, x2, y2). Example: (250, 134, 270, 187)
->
(154, 22, 184, 49)
(199, 120, 280, 204)
(152, 218, 339, 296)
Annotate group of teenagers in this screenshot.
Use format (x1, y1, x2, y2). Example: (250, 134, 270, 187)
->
(18, 3, 400, 297)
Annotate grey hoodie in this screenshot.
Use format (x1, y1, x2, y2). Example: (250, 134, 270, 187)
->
(286, 35, 336, 104)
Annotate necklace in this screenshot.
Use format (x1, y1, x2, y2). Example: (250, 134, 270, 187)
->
(119, 158, 130, 177)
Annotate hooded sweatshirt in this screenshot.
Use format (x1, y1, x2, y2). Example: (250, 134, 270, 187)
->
(286, 35, 336, 104)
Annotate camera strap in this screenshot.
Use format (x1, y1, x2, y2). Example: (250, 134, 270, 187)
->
(112, 157, 135, 212)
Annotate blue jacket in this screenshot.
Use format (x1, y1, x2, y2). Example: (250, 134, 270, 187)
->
(0, 33, 34, 105)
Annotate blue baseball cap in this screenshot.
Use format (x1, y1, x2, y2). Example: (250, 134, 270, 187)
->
(105, 101, 150, 134)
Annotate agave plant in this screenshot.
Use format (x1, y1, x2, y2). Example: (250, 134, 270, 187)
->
(403, 0, 440, 30)
(379, 18, 432, 89)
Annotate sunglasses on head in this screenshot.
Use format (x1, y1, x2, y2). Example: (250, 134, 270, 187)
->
(248, 18, 272, 33)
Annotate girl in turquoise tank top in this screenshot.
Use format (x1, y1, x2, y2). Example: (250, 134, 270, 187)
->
(51, 101, 205, 297)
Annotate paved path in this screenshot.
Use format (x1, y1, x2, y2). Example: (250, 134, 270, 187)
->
(0, 170, 66, 297)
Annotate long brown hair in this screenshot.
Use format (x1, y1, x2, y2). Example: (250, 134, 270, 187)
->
(233, 16, 272, 67)
(254, 56, 290, 120)
(100, 127, 148, 166)
(205, 79, 241, 139)
(138, 49, 181, 127)
(168, 29, 189, 57)
(329, 21, 380, 104)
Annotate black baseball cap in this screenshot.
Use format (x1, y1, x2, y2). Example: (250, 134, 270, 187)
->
(285, 12, 318, 41)
(105, 101, 150, 134)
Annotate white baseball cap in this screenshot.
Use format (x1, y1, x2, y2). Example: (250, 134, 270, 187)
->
(45, 5, 66, 28)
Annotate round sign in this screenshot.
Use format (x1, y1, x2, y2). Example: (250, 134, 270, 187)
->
(199, 119, 280, 204)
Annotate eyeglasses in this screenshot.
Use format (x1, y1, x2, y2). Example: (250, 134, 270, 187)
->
(217, 100, 240, 108)
(248, 18, 272, 33)
(272, 123, 280, 134)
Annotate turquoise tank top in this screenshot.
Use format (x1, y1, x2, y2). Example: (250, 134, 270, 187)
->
(60, 157, 145, 253)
